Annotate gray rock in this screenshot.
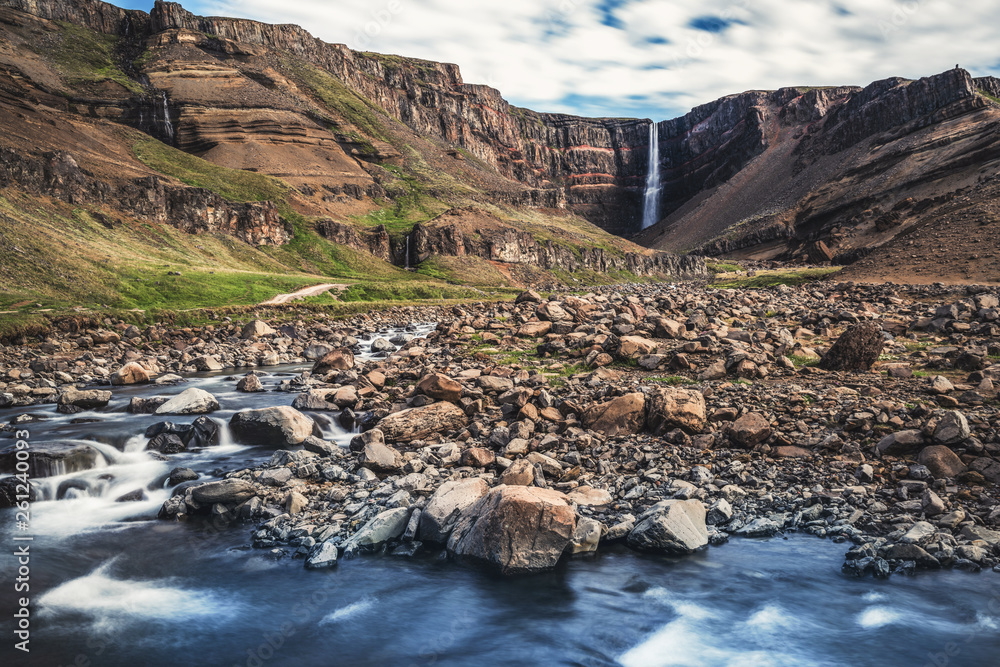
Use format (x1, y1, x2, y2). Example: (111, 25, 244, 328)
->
(345, 507, 411, 550)
(447, 485, 577, 574)
(191, 479, 255, 505)
(419, 478, 489, 543)
(230, 407, 314, 448)
(932, 411, 970, 446)
(155, 388, 220, 415)
(627, 499, 708, 555)
(305, 541, 339, 569)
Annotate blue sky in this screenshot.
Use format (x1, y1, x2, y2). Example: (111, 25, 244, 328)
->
(110, 0, 1000, 120)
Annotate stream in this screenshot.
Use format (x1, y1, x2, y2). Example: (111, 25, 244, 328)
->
(1, 325, 999, 666)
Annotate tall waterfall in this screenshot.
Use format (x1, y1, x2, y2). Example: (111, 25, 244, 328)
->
(641, 121, 660, 229)
(160, 92, 175, 144)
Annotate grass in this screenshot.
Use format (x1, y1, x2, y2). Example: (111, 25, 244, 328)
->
(133, 138, 290, 203)
(284, 59, 390, 143)
(788, 354, 821, 368)
(979, 89, 1000, 105)
(712, 267, 842, 289)
(41, 22, 144, 94)
(706, 260, 742, 274)
(339, 282, 484, 302)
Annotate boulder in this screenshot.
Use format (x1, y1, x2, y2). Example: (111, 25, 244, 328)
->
(932, 411, 970, 445)
(515, 289, 542, 304)
(447, 485, 577, 574)
(582, 393, 646, 436)
(498, 458, 535, 486)
(569, 517, 603, 555)
(359, 441, 404, 474)
(516, 321, 552, 337)
(877, 430, 926, 456)
(566, 486, 613, 507)
(416, 373, 463, 403)
(110, 362, 150, 386)
(419, 478, 489, 543)
(193, 356, 223, 372)
(917, 446, 966, 478)
(292, 389, 337, 411)
(155, 388, 220, 415)
(0, 441, 103, 477)
(618, 336, 658, 359)
(377, 402, 468, 443)
(241, 320, 275, 339)
(305, 541, 339, 569)
(312, 348, 355, 374)
(236, 375, 265, 392)
(646, 387, 707, 435)
(627, 499, 708, 555)
(818, 322, 884, 371)
(729, 413, 772, 448)
(190, 479, 255, 504)
(345, 507, 411, 550)
(58, 388, 112, 410)
(229, 407, 314, 448)
(460, 447, 495, 468)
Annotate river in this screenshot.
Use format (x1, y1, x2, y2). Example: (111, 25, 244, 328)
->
(1, 325, 999, 666)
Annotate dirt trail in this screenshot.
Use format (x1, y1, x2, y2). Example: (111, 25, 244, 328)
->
(259, 283, 348, 306)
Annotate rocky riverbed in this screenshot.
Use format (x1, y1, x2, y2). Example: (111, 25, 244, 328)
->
(2, 282, 1000, 579)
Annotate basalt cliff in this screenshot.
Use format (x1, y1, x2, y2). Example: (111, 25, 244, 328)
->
(1, 0, 998, 289)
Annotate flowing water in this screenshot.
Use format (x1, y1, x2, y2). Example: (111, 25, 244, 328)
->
(160, 92, 175, 145)
(2, 324, 1000, 666)
(642, 122, 661, 230)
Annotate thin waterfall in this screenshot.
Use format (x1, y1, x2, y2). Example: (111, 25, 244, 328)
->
(405, 232, 412, 269)
(160, 92, 175, 144)
(642, 121, 660, 229)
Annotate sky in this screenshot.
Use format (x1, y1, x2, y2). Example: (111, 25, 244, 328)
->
(110, 0, 1000, 120)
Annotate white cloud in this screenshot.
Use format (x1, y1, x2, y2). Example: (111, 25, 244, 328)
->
(192, 0, 1000, 119)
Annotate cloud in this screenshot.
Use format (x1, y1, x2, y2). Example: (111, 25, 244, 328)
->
(184, 0, 1000, 120)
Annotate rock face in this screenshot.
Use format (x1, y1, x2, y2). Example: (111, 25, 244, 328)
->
(419, 478, 489, 543)
(447, 485, 577, 574)
(627, 500, 709, 555)
(229, 406, 314, 447)
(0, 148, 289, 246)
(377, 402, 468, 444)
(818, 323, 885, 371)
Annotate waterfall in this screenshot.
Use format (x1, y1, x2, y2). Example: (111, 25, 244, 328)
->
(160, 92, 175, 144)
(405, 232, 413, 269)
(641, 121, 661, 229)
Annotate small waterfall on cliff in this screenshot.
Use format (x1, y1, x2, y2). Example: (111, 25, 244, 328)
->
(641, 122, 660, 229)
(405, 232, 413, 269)
(159, 92, 175, 144)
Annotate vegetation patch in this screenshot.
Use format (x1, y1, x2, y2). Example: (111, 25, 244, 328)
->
(42, 22, 144, 94)
(712, 267, 842, 289)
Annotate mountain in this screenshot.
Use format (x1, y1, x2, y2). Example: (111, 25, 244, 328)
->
(0, 0, 703, 313)
(635, 69, 1000, 284)
(1, 0, 997, 313)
